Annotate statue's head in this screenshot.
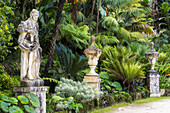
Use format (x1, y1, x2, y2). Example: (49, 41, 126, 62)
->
(30, 9, 39, 22)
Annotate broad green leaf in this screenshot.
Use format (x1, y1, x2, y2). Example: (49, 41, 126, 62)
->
(29, 93, 40, 108)
(106, 81, 122, 91)
(9, 105, 24, 113)
(99, 72, 109, 79)
(0, 95, 9, 102)
(17, 95, 29, 104)
(112, 81, 122, 91)
(24, 105, 36, 113)
(8, 97, 18, 105)
(0, 102, 11, 112)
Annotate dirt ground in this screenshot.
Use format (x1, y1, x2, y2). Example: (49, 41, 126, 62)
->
(106, 99, 170, 113)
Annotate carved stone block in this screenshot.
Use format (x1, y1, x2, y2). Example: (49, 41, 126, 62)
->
(13, 86, 47, 113)
(147, 71, 160, 97)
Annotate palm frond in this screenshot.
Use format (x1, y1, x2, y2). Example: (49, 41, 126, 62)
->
(130, 23, 154, 35)
(130, 32, 148, 41)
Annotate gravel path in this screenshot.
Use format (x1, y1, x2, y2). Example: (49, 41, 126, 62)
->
(106, 99, 170, 113)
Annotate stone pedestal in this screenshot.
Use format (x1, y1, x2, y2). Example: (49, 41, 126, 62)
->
(13, 86, 47, 113)
(147, 71, 160, 97)
(83, 74, 101, 91)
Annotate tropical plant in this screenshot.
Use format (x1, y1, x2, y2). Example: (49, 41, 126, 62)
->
(159, 76, 170, 89)
(54, 44, 88, 80)
(102, 46, 145, 92)
(99, 72, 122, 93)
(57, 23, 90, 50)
(128, 42, 149, 62)
(0, 93, 40, 113)
(155, 52, 170, 76)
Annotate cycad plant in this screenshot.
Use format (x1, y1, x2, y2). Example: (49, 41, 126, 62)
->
(102, 46, 145, 92)
(155, 52, 170, 76)
(55, 44, 88, 80)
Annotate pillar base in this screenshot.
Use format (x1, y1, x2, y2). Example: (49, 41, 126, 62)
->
(83, 74, 101, 91)
(13, 86, 47, 113)
(150, 93, 161, 97)
(147, 71, 160, 97)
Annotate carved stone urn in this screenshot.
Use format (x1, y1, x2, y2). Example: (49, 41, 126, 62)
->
(145, 42, 159, 72)
(145, 42, 160, 97)
(83, 36, 102, 91)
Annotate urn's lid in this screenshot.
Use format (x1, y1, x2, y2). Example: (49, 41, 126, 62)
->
(145, 42, 159, 56)
(84, 36, 102, 56)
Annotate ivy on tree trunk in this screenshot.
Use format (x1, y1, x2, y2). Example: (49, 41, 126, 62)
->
(44, 0, 65, 77)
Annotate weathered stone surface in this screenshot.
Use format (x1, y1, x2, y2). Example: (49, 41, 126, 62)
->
(18, 9, 43, 81)
(83, 36, 102, 91)
(84, 74, 101, 91)
(14, 86, 47, 113)
(145, 42, 159, 72)
(21, 79, 44, 87)
(147, 71, 160, 97)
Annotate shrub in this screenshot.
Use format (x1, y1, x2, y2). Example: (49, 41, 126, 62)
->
(0, 65, 20, 96)
(47, 78, 103, 112)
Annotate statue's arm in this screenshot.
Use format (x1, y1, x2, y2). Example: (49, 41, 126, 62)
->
(17, 21, 35, 35)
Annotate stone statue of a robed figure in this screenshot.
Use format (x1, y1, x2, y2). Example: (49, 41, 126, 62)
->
(17, 9, 44, 86)
(14, 9, 47, 113)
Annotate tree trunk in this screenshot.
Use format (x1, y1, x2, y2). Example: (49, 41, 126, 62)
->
(89, 0, 96, 34)
(155, 0, 159, 33)
(72, 0, 78, 24)
(152, 0, 159, 33)
(44, 0, 65, 77)
(96, 0, 101, 36)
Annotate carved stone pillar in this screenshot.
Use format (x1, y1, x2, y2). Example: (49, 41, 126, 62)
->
(83, 36, 102, 91)
(145, 42, 160, 97)
(146, 71, 160, 97)
(13, 87, 47, 113)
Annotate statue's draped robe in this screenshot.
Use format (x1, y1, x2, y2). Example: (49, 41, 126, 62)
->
(18, 19, 42, 80)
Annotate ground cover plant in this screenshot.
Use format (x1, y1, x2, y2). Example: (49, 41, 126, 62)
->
(0, 93, 40, 113)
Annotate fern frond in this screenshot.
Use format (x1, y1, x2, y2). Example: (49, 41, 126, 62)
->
(102, 16, 119, 29)
(95, 33, 119, 46)
(58, 24, 90, 49)
(42, 77, 61, 84)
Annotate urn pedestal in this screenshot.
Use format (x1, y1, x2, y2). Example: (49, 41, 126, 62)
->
(147, 71, 160, 97)
(84, 74, 101, 91)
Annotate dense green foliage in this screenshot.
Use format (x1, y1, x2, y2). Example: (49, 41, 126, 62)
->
(0, 93, 40, 113)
